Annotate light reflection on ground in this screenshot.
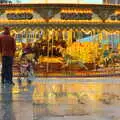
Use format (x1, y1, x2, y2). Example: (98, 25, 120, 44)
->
(0, 79, 120, 120)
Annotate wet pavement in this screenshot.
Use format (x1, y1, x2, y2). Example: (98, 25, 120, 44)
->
(0, 78, 120, 120)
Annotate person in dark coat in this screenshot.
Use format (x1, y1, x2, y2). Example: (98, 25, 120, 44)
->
(0, 27, 16, 85)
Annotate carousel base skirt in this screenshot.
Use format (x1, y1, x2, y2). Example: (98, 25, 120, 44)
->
(13, 71, 120, 78)
(13, 60, 120, 78)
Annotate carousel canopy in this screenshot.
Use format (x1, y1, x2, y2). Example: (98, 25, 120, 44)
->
(0, 3, 120, 30)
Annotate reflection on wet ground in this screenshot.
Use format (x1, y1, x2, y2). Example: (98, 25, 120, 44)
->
(0, 78, 120, 120)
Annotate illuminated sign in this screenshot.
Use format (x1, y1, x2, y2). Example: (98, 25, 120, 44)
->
(111, 11, 120, 20)
(60, 9, 92, 20)
(61, 13, 92, 20)
(111, 15, 120, 20)
(7, 13, 33, 20)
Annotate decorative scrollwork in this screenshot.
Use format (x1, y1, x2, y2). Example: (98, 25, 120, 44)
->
(0, 10, 5, 16)
(35, 8, 60, 22)
(93, 8, 115, 22)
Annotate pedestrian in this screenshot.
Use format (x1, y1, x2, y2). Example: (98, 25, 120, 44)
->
(0, 27, 16, 85)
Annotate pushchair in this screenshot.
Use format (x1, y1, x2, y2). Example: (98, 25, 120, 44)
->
(17, 53, 35, 85)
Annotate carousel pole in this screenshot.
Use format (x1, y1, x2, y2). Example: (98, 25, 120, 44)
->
(108, 30, 113, 72)
(118, 30, 120, 55)
(110, 30, 113, 51)
(114, 30, 118, 72)
(79, 28, 82, 61)
(119, 30, 120, 43)
(116, 31, 119, 47)
(46, 28, 49, 73)
(92, 29, 97, 71)
(97, 29, 102, 68)
(112, 30, 116, 73)
(51, 29, 54, 57)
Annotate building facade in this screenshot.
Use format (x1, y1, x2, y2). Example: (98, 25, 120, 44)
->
(0, 0, 12, 3)
(103, 0, 120, 4)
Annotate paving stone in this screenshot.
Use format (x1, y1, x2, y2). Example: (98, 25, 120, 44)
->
(0, 78, 120, 120)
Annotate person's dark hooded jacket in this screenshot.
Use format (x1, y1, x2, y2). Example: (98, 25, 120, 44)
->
(0, 27, 16, 56)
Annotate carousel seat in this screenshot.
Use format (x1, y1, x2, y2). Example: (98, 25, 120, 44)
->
(34, 57, 64, 72)
(34, 57, 95, 72)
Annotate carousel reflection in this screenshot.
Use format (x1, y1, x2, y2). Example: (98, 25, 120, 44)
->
(33, 81, 120, 117)
(33, 82, 103, 105)
(1, 85, 16, 120)
(33, 82, 102, 117)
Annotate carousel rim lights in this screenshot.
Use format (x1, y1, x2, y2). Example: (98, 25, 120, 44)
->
(1, 19, 120, 24)
(5, 9, 34, 14)
(115, 10, 120, 14)
(49, 19, 102, 23)
(106, 20, 120, 23)
(0, 19, 45, 24)
(61, 9, 92, 14)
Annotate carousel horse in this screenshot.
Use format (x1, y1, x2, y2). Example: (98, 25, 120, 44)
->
(102, 51, 120, 67)
(61, 54, 88, 70)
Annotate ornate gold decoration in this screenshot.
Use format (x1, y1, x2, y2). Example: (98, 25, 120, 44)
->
(0, 10, 5, 16)
(35, 8, 60, 22)
(93, 8, 115, 22)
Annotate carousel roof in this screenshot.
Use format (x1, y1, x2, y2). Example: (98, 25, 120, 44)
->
(0, 3, 119, 8)
(0, 3, 120, 7)
(0, 3, 120, 30)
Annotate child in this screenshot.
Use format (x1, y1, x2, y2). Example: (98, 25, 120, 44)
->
(18, 58, 34, 85)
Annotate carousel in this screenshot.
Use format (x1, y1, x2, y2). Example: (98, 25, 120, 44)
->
(0, 3, 120, 77)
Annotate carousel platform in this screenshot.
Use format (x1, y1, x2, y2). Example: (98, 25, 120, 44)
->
(13, 56, 120, 78)
(13, 66, 120, 78)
